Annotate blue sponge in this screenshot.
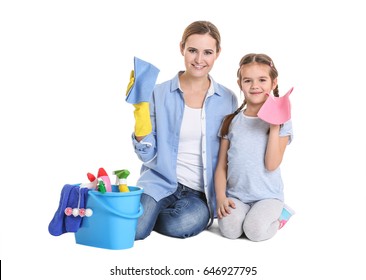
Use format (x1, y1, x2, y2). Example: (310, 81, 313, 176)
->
(125, 57, 160, 104)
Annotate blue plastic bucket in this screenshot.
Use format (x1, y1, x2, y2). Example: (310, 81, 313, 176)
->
(75, 186, 143, 250)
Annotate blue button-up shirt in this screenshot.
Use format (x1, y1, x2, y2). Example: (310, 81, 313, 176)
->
(132, 72, 238, 225)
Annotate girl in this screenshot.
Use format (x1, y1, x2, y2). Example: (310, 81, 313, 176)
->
(214, 53, 294, 241)
(130, 21, 238, 240)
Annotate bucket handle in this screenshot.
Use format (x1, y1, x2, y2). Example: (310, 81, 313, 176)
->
(90, 192, 144, 219)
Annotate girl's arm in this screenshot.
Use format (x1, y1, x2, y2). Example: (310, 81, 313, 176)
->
(215, 138, 235, 218)
(265, 124, 289, 171)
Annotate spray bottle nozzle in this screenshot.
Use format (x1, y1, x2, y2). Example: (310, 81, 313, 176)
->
(113, 169, 130, 192)
(113, 169, 130, 179)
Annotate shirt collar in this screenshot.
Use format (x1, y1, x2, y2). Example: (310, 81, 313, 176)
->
(171, 71, 221, 97)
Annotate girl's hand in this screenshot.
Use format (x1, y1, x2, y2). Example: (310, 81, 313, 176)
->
(216, 197, 236, 219)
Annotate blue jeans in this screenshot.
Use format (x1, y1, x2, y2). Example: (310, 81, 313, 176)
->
(135, 183, 210, 240)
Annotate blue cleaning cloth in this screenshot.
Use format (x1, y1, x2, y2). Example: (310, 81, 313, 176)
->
(48, 184, 89, 236)
(125, 56, 160, 104)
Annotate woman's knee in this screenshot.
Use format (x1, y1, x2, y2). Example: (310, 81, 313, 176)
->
(155, 197, 209, 238)
(135, 194, 160, 240)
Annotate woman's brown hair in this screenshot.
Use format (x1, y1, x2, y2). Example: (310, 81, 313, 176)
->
(180, 21, 221, 53)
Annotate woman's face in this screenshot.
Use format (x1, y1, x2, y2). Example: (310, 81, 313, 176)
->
(238, 62, 277, 107)
(181, 33, 220, 78)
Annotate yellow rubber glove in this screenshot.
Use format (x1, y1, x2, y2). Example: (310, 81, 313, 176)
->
(126, 70, 152, 137)
(132, 102, 152, 137)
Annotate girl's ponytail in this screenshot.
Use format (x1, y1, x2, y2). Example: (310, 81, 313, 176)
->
(220, 100, 246, 137)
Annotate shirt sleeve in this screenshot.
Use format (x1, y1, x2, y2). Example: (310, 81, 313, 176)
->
(131, 133, 156, 161)
(280, 120, 293, 145)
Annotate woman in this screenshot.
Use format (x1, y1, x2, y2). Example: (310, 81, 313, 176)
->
(130, 21, 238, 239)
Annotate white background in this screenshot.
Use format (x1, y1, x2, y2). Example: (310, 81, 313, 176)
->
(1, 0, 365, 279)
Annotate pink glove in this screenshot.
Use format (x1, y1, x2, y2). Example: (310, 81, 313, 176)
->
(258, 87, 293, 125)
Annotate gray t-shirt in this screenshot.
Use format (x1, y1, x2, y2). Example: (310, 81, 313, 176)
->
(223, 112, 293, 204)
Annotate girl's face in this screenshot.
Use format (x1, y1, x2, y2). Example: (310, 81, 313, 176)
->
(180, 33, 220, 78)
(238, 62, 277, 107)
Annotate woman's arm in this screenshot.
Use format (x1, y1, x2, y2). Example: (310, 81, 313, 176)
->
(132, 97, 157, 162)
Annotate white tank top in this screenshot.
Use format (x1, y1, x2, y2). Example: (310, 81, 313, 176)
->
(176, 105, 204, 192)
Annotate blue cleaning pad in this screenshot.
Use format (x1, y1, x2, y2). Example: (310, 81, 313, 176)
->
(48, 185, 89, 236)
(125, 57, 160, 104)
(48, 184, 74, 236)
